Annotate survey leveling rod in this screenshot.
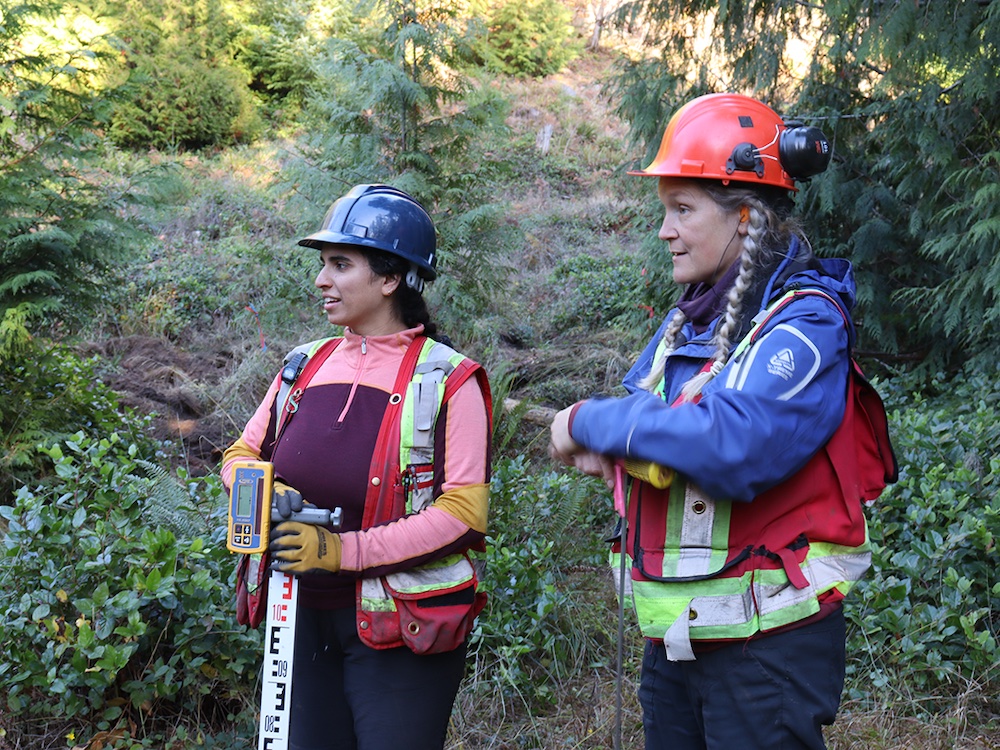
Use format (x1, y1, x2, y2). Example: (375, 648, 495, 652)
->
(227, 460, 342, 750)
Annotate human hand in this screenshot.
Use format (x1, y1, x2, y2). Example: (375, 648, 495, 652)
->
(272, 481, 304, 519)
(572, 451, 617, 490)
(269, 522, 342, 574)
(548, 405, 583, 465)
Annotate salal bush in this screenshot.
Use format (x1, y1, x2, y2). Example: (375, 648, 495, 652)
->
(0, 432, 260, 740)
(845, 367, 1000, 699)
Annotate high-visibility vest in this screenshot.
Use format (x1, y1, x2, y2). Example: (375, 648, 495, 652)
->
(615, 289, 896, 661)
(278, 335, 491, 654)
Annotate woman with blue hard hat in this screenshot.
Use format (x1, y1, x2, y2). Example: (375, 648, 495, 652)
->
(223, 184, 492, 750)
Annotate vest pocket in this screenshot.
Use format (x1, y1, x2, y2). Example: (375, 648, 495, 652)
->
(358, 553, 486, 655)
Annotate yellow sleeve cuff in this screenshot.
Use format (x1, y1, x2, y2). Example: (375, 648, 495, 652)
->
(431, 483, 489, 533)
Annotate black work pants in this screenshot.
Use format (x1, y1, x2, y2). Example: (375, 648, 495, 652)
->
(639, 607, 847, 750)
(288, 606, 466, 750)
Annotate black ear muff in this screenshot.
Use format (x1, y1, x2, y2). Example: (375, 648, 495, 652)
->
(779, 124, 832, 178)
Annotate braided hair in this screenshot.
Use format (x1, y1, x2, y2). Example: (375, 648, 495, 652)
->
(639, 183, 807, 401)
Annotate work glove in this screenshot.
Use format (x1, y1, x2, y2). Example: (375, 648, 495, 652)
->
(269, 522, 342, 575)
(272, 481, 304, 519)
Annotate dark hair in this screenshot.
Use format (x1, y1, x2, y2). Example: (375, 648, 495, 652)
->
(365, 249, 440, 339)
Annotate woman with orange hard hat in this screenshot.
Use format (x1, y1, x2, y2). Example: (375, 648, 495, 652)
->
(549, 94, 895, 749)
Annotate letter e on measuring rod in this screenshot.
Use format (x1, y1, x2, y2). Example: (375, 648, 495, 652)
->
(259, 570, 298, 750)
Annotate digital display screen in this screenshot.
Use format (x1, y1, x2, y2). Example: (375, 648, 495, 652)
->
(237, 482, 254, 518)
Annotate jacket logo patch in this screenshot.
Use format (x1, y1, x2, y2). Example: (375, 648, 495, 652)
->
(767, 348, 795, 380)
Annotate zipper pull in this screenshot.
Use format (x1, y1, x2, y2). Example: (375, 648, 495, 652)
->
(361, 337, 367, 355)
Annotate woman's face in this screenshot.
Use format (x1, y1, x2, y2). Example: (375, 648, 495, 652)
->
(657, 178, 746, 286)
(314, 246, 404, 335)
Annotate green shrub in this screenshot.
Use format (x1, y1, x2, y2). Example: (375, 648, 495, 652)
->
(844, 367, 1000, 701)
(0, 346, 153, 504)
(476, 0, 583, 78)
(549, 252, 648, 333)
(0, 432, 260, 742)
(110, 53, 262, 151)
(471, 456, 612, 703)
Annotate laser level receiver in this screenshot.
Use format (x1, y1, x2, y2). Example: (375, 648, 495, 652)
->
(227, 460, 342, 750)
(228, 461, 273, 554)
(227, 461, 341, 553)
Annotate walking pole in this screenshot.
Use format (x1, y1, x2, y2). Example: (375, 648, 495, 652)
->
(612, 462, 628, 750)
(227, 461, 341, 750)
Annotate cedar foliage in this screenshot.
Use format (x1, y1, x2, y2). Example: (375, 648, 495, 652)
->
(0, 0, 131, 360)
(608, 0, 1000, 370)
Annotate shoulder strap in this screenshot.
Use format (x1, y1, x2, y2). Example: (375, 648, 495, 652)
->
(734, 288, 848, 360)
(274, 337, 342, 436)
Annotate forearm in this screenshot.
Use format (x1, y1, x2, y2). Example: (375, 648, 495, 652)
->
(339, 484, 488, 576)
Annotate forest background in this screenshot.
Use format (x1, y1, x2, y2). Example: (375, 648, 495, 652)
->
(1, 0, 998, 748)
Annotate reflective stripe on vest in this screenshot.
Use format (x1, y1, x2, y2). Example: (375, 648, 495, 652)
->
(360, 552, 477, 615)
(399, 340, 465, 514)
(625, 289, 870, 659)
(359, 338, 481, 624)
(634, 534, 871, 661)
(661, 481, 732, 578)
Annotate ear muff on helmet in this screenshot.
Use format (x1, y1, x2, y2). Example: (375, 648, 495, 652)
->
(778, 122, 832, 179)
(298, 184, 437, 280)
(629, 93, 832, 191)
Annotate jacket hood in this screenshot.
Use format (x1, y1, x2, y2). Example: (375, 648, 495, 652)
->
(761, 238, 856, 315)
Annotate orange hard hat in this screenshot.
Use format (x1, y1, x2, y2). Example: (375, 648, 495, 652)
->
(629, 93, 831, 191)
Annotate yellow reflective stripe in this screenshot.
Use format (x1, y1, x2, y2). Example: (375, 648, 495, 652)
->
(631, 545, 871, 641)
(661, 481, 732, 578)
(384, 554, 474, 595)
(399, 339, 466, 514)
(360, 577, 397, 612)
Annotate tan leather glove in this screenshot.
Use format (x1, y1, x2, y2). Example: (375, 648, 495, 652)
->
(269, 522, 342, 574)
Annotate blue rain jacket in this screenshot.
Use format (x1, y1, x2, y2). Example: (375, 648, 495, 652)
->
(571, 238, 856, 503)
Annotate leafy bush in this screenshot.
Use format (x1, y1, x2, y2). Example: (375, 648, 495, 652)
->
(476, 0, 583, 78)
(110, 52, 262, 150)
(471, 456, 613, 703)
(549, 252, 648, 333)
(0, 347, 153, 504)
(845, 367, 1000, 701)
(0, 432, 260, 743)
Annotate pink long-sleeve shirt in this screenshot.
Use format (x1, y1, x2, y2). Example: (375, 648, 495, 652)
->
(222, 325, 490, 609)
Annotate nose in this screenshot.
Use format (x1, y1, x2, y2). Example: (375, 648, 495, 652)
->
(658, 212, 677, 242)
(315, 266, 330, 289)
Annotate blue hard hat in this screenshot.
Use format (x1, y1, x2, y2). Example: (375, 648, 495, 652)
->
(298, 184, 437, 279)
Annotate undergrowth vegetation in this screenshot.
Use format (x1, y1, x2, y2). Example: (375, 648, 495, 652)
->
(2, 0, 999, 748)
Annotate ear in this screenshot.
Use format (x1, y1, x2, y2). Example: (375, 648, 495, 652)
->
(737, 205, 750, 236)
(381, 273, 402, 297)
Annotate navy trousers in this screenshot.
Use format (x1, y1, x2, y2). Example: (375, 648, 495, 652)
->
(639, 608, 847, 750)
(287, 606, 466, 750)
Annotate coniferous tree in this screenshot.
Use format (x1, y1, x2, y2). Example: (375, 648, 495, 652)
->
(607, 0, 1000, 369)
(0, 0, 132, 360)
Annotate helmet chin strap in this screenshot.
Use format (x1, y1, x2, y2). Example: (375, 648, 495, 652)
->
(405, 266, 425, 293)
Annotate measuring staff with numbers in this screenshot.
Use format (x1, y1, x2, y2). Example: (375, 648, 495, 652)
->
(222, 184, 492, 750)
